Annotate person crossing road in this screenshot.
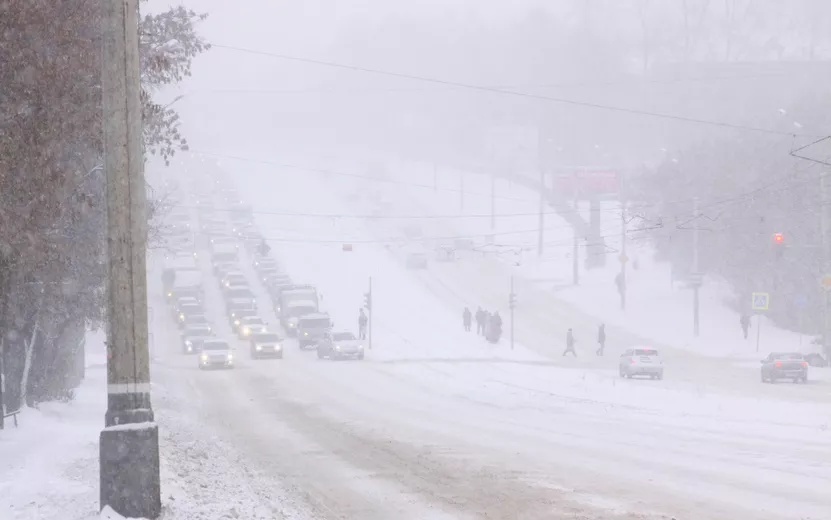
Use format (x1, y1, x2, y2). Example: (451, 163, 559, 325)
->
(462, 307, 472, 332)
(358, 308, 368, 340)
(563, 328, 577, 357)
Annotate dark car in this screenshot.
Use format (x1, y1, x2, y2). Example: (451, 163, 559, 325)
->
(176, 304, 204, 329)
(803, 353, 828, 368)
(181, 325, 213, 354)
(761, 352, 808, 383)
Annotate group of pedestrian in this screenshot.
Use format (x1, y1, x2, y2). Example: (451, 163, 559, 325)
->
(562, 324, 606, 357)
(463, 307, 502, 343)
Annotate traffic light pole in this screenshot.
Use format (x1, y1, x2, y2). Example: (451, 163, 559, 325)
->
(509, 276, 515, 350)
(100, 0, 160, 517)
(822, 172, 831, 358)
(368, 277, 373, 350)
(693, 196, 700, 336)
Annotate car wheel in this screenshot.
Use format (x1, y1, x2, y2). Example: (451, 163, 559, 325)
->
(657, 372, 663, 381)
(277, 353, 283, 359)
(760, 373, 766, 383)
(619, 368, 625, 378)
(357, 353, 364, 360)
(802, 375, 808, 383)
(317, 349, 323, 359)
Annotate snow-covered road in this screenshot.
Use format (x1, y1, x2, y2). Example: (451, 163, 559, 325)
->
(142, 162, 831, 520)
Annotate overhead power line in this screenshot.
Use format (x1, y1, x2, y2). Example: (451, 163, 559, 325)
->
(211, 43, 814, 137)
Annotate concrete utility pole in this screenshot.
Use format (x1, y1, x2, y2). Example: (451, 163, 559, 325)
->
(573, 172, 580, 285)
(822, 172, 831, 358)
(509, 276, 516, 350)
(619, 176, 627, 310)
(99, 0, 160, 517)
(367, 277, 373, 350)
(692, 196, 701, 336)
(537, 165, 545, 256)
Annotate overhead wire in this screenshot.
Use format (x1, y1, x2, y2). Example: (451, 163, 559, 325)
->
(211, 43, 817, 138)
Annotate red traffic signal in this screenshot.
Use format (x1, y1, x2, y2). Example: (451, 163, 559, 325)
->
(773, 233, 784, 244)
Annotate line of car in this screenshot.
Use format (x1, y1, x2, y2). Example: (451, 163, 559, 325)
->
(164, 178, 366, 368)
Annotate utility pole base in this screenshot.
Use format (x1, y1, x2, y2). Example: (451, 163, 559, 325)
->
(100, 423, 161, 519)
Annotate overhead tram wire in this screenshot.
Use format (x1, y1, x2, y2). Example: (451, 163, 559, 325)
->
(184, 150, 828, 228)
(210, 43, 816, 138)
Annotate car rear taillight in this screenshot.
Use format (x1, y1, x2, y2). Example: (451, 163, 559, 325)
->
(802, 361, 808, 367)
(775, 361, 782, 367)
(630, 359, 636, 364)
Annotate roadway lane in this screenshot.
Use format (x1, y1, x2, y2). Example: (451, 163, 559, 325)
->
(148, 165, 831, 519)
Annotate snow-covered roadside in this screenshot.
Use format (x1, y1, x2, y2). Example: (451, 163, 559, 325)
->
(364, 159, 819, 361)
(0, 327, 309, 520)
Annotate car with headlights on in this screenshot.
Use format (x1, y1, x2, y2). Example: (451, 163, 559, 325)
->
(250, 332, 283, 359)
(238, 316, 269, 339)
(181, 324, 214, 354)
(317, 331, 365, 360)
(176, 303, 205, 329)
(619, 347, 664, 380)
(228, 304, 257, 333)
(198, 340, 235, 370)
(297, 312, 332, 348)
(183, 314, 212, 333)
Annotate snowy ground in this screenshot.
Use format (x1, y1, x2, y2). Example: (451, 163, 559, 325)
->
(3, 155, 830, 520)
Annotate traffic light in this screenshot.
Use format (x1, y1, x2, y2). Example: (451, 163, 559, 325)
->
(364, 291, 372, 311)
(772, 232, 785, 259)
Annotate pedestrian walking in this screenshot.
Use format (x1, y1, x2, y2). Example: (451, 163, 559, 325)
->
(740, 314, 751, 340)
(475, 307, 485, 335)
(563, 328, 577, 357)
(462, 307, 472, 332)
(358, 308, 368, 340)
(596, 324, 606, 356)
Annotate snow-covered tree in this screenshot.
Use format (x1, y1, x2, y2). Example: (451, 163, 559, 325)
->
(0, 0, 208, 410)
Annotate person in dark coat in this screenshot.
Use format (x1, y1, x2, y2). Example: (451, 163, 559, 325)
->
(462, 307, 472, 332)
(563, 328, 576, 357)
(596, 324, 606, 356)
(740, 314, 751, 340)
(475, 307, 486, 335)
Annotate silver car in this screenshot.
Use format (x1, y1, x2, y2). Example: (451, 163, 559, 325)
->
(198, 340, 235, 370)
(250, 332, 283, 359)
(619, 347, 663, 380)
(317, 331, 365, 360)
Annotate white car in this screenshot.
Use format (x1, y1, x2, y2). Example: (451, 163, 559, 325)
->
(250, 332, 283, 359)
(198, 340, 234, 370)
(619, 347, 664, 380)
(317, 331, 365, 360)
(239, 316, 268, 339)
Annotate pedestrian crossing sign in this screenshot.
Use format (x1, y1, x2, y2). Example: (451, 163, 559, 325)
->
(751, 292, 769, 311)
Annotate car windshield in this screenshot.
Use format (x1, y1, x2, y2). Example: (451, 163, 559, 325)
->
(180, 305, 201, 314)
(202, 342, 229, 351)
(288, 306, 317, 317)
(299, 318, 330, 329)
(773, 353, 803, 360)
(243, 317, 264, 325)
(635, 349, 659, 356)
(252, 333, 279, 343)
(332, 332, 356, 341)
